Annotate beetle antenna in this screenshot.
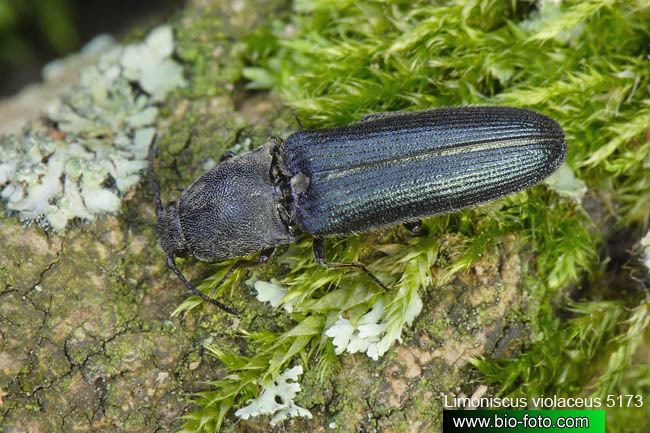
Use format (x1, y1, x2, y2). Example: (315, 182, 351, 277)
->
(312, 237, 389, 292)
(166, 254, 239, 315)
(205, 248, 275, 301)
(148, 135, 164, 218)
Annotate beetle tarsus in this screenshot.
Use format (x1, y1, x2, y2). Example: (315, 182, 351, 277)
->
(404, 220, 426, 236)
(358, 110, 410, 123)
(166, 255, 239, 315)
(312, 237, 388, 292)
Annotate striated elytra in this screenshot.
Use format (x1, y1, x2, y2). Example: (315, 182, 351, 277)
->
(149, 106, 566, 313)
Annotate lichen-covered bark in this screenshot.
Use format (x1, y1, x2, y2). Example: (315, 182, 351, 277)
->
(1, 1, 538, 432)
(0, 194, 234, 431)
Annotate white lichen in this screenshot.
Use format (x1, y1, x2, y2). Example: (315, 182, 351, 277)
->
(326, 287, 423, 361)
(42, 34, 115, 83)
(327, 300, 386, 359)
(0, 26, 185, 232)
(544, 162, 588, 203)
(234, 365, 312, 426)
(121, 26, 186, 100)
(520, 0, 585, 43)
(249, 277, 298, 313)
(254, 279, 288, 308)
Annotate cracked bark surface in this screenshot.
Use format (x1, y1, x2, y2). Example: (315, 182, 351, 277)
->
(0, 209, 225, 432)
(0, 1, 534, 432)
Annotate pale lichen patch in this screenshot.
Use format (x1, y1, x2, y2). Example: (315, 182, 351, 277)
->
(0, 26, 185, 233)
(545, 163, 588, 203)
(235, 365, 313, 425)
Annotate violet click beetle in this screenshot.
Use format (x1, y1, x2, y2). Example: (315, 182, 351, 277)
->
(148, 106, 566, 314)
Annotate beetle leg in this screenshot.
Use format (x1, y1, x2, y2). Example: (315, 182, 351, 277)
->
(312, 237, 388, 292)
(258, 247, 276, 263)
(205, 247, 276, 302)
(147, 135, 163, 218)
(293, 111, 303, 131)
(220, 150, 236, 162)
(404, 219, 427, 236)
(166, 255, 239, 315)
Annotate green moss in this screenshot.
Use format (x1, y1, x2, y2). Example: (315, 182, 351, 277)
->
(174, 0, 291, 99)
(174, 5, 241, 98)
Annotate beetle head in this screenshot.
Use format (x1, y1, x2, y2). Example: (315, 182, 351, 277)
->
(157, 202, 191, 257)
